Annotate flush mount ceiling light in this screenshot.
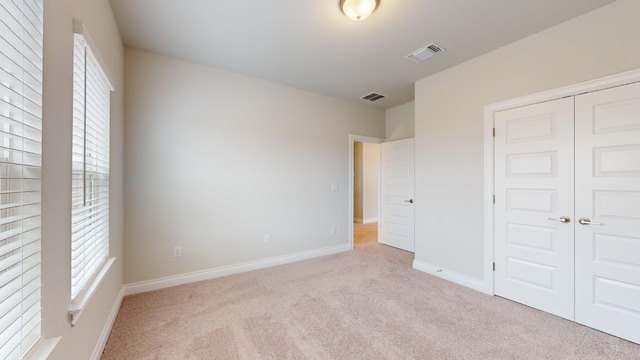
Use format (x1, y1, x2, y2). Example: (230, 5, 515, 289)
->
(340, 0, 379, 21)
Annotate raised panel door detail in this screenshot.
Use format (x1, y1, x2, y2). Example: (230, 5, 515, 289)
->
(594, 145, 640, 176)
(593, 277, 640, 316)
(385, 223, 410, 238)
(384, 185, 410, 198)
(384, 147, 410, 160)
(507, 189, 556, 213)
(384, 164, 410, 178)
(594, 191, 640, 220)
(506, 115, 555, 143)
(506, 152, 557, 176)
(593, 233, 640, 269)
(384, 215, 407, 226)
(506, 257, 555, 291)
(593, 97, 640, 134)
(385, 204, 409, 218)
(506, 223, 555, 252)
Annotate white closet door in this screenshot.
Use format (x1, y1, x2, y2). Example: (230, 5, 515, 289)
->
(574, 82, 640, 344)
(494, 98, 575, 320)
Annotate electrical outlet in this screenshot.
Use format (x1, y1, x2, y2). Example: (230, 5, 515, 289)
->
(263, 234, 271, 244)
(331, 183, 339, 192)
(173, 246, 182, 258)
(330, 226, 336, 235)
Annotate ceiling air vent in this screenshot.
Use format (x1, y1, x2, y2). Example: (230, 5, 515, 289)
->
(361, 92, 385, 102)
(406, 43, 445, 63)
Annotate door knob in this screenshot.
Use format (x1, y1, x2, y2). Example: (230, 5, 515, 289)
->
(578, 218, 603, 226)
(404, 199, 414, 204)
(548, 216, 571, 223)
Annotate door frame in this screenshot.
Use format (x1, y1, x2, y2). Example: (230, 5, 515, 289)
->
(482, 68, 640, 295)
(349, 134, 383, 250)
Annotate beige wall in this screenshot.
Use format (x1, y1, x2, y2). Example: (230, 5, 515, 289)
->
(414, 0, 640, 282)
(42, 0, 124, 359)
(124, 48, 385, 284)
(385, 101, 414, 141)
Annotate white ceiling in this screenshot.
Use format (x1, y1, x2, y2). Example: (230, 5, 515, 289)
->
(109, 0, 616, 109)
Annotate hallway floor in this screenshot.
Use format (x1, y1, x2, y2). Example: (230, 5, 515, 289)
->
(353, 222, 377, 248)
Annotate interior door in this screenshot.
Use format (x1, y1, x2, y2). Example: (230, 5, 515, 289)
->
(494, 98, 575, 320)
(380, 138, 415, 252)
(574, 82, 640, 344)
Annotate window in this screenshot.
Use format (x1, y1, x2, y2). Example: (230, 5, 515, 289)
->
(71, 29, 111, 302)
(0, 0, 44, 357)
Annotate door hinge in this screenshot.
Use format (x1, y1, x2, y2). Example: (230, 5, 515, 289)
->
(492, 262, 495, 271)
(493, 195, 495, 204)
(492, 128, 495, 137)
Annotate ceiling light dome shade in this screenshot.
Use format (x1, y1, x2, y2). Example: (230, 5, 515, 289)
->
(340, 0, 379, 21)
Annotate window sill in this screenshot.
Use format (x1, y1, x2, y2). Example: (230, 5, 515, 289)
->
(68, 257, 116, 326)
(25, 336, 61, 360)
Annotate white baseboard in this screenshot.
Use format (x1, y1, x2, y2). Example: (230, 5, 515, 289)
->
(123, 244, 351, 296)
(354, 218, 377, 224)
(413, 259, 492, 295)
(90, 287, 124, 360)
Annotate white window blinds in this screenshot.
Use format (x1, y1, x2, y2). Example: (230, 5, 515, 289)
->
(71, 32, 111, 300)
(0, 0, 43, 358)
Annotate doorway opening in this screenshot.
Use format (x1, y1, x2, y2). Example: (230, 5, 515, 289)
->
(353, 141, 380, 248)
(348, 135, 383, 250)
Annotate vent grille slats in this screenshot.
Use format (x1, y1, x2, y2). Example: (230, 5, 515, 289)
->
(406, 42, 445, 63)
(361, 93, 385, 102)
(427, 44, 442, 53)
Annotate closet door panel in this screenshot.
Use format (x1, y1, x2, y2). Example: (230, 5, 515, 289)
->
(575, 82, 640, 344)
(494, 97, 575, 320)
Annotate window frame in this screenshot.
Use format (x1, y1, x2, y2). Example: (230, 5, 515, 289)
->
(68, 20, 114, 326)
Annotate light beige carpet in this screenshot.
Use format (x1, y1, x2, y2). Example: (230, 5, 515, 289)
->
(102, 232, 640, 359)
